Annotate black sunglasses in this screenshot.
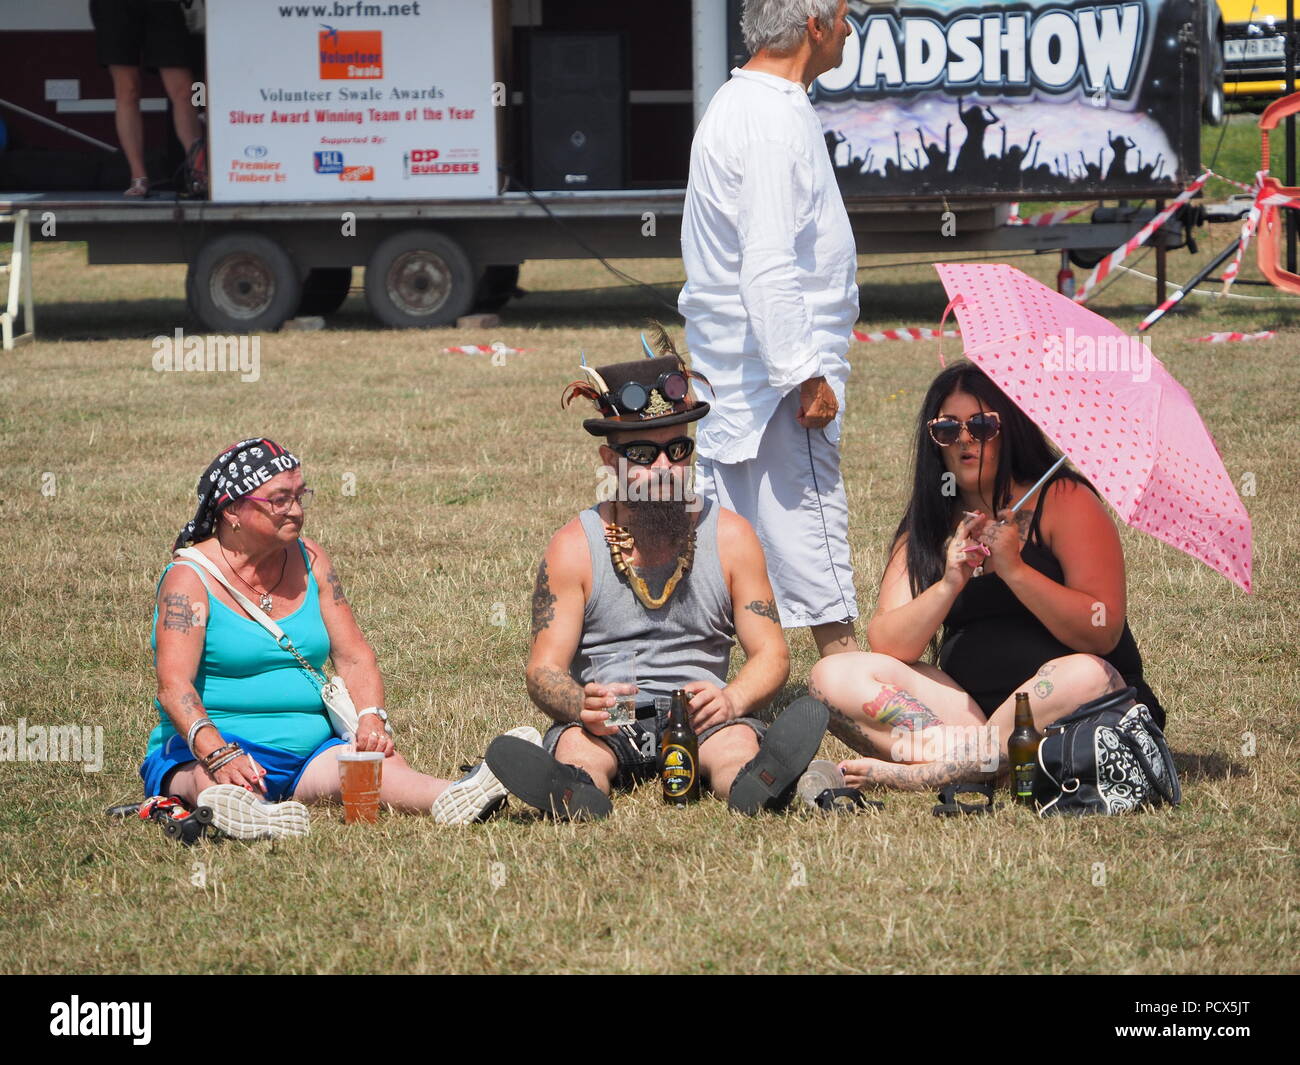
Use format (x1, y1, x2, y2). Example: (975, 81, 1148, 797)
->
(612, 372, 689, 414)
(610, 437, 695, 466)
(927, 411, 1001, 446)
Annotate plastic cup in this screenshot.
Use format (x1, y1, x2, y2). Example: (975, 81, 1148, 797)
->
(337, 749, 384, 824)
(591, 651, 638, 726)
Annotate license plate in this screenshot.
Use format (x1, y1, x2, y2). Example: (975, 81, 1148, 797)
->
(1225, 36, 1287, 62)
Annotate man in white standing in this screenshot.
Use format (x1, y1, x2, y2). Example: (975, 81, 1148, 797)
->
(679, 0, 861, 659)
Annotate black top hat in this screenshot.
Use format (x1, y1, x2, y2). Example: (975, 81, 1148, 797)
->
(561, 334, 712, 436)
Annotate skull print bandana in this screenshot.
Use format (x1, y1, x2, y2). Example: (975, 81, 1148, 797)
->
(173, 438, 301, 551)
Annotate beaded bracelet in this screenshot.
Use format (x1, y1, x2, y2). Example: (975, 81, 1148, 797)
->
(205, 749, 246, 773)
(201, 742, 241, 771)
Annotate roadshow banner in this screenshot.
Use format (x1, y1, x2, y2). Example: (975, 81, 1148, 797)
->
(207, 0, 497, 201)
(730, 0, 1203, 201)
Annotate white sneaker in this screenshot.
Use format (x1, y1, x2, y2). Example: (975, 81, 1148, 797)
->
(431, 725, 543, 825)
(196, 784, 311, 840)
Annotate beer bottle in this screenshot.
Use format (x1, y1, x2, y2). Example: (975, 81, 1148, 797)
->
(1007, 692, 1041, 806)
(660, 688, 700, 804)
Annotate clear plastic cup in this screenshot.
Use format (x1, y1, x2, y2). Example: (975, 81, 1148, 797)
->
(591, 650, 638, 727)
(337, 749, 384, 824)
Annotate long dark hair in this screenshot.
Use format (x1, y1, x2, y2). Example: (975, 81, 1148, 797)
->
(892, 362, 1087, 600)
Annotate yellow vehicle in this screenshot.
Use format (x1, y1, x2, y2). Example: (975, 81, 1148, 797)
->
(1221, 1, 1296, 99)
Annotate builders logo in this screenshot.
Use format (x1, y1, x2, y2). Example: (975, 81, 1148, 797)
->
(314, 150, 344, 174)
(340, 166, 375, 181)
(404, 149, 481, 176)
(318, 25, 382, 80)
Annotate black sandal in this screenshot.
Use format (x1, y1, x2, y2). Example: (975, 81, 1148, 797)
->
(814, 787, 884, 814)
(932, 781, 997, 817)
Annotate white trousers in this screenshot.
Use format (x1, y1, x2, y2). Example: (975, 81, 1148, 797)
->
(694, 389, 858, 628)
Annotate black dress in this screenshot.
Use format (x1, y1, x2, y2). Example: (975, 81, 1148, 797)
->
(936, 481, 1165, 728)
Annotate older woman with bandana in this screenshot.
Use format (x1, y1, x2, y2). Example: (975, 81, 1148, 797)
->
(141, 438, 537, 835)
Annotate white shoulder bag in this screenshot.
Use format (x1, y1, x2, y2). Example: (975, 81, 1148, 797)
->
(173, 547, 388, 739)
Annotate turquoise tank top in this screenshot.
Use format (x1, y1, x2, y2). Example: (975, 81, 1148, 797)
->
(145, 540, 333, 759)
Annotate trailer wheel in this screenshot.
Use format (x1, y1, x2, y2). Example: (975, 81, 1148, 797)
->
(364, 230, 474, 328)
(472, 264, 522, 313)
(297, 268, 354, 317)
(1067, 246, 1107, 270)
(187, 233, 302, 333)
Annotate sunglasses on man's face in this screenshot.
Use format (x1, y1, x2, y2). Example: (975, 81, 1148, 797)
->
(927, 411, 1001, 447)
(610, 437, 695, 466)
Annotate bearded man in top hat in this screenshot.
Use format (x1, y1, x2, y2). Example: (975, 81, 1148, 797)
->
(486, 330, 829, 820)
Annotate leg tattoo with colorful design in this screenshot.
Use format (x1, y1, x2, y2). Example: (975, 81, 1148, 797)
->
(863, 684, 944, 732)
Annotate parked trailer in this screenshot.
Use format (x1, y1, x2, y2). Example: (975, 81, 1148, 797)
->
(0, 0, 1210, 333)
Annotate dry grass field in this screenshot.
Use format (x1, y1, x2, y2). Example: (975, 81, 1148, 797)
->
(0, 203, 1296, 973)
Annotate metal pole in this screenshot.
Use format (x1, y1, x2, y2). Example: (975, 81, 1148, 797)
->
(1138, 237, 1242, 331)
(1154, 198, 1167, 304)
(1288, 0, 1297, 274)
(0, 97, 118, 153)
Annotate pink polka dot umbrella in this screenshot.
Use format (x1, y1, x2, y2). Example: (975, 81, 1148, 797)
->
(934, 262, 1253, 592)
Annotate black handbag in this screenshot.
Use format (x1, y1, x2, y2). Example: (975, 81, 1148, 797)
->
(1034, 687, 1181, 816)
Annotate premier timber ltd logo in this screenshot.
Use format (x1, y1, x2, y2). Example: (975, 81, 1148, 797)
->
(319, 26, 383, 80)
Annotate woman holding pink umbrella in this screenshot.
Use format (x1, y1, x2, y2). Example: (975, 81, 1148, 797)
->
(808, 362, 1164, 791)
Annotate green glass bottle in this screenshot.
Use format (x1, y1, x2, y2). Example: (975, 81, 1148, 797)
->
(1008, 692, 1042, 806)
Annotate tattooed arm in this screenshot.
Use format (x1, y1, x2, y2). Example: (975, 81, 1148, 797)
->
(717, 508, 790, 718)
(525, 520, 617, 731)
(304, 537, 385, 718)
(155, 564, 213, 744)
(155, 563, 266, 792)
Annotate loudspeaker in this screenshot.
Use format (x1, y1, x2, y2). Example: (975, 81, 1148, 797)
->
(525, 31, 626, 191)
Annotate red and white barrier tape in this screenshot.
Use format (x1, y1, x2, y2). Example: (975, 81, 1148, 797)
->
(1205, 169, 1258, 194)
(442, 343, 530, 355)
(1192, 330, 1276, 343)
(853, 328, 960, 343)
(1074, 172, 1211, 303)
(1006, 202, 1095, 226)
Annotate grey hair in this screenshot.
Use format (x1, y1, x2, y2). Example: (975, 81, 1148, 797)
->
(741, 0, 841, 56)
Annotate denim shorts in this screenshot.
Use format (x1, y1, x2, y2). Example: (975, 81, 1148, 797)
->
(542, 704, 765, 791)
(140, 732, 346, 802)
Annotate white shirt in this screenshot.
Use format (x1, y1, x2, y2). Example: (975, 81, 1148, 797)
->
(679, 68, 859, 464)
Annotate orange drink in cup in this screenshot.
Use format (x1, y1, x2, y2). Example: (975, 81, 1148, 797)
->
(337, 749, 383, 824)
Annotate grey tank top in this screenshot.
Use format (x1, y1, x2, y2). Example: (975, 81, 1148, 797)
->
(571, 497, 734, 705)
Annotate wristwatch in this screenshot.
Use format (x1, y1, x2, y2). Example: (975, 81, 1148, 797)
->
(356, 706, 393, 736)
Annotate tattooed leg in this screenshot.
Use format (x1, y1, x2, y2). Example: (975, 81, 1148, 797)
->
(1100, 658, 1127, 693)
(863, 684, 944, 731)
(989, 654, 1126, 747)
(838, 751, 991, 792)
(825, 702, 886, 757)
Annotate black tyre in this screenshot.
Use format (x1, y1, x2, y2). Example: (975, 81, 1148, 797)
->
(1067, 246, 1108, 270)
(364, 230, 474, 328)
(472, 264, 521, 313)
(1203, 27, 1225, 127)
(187, 232, 302, 333)
(193, 806, 214, 825)
(296, 267, 354, 317)
(163, 819, 183, 840)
